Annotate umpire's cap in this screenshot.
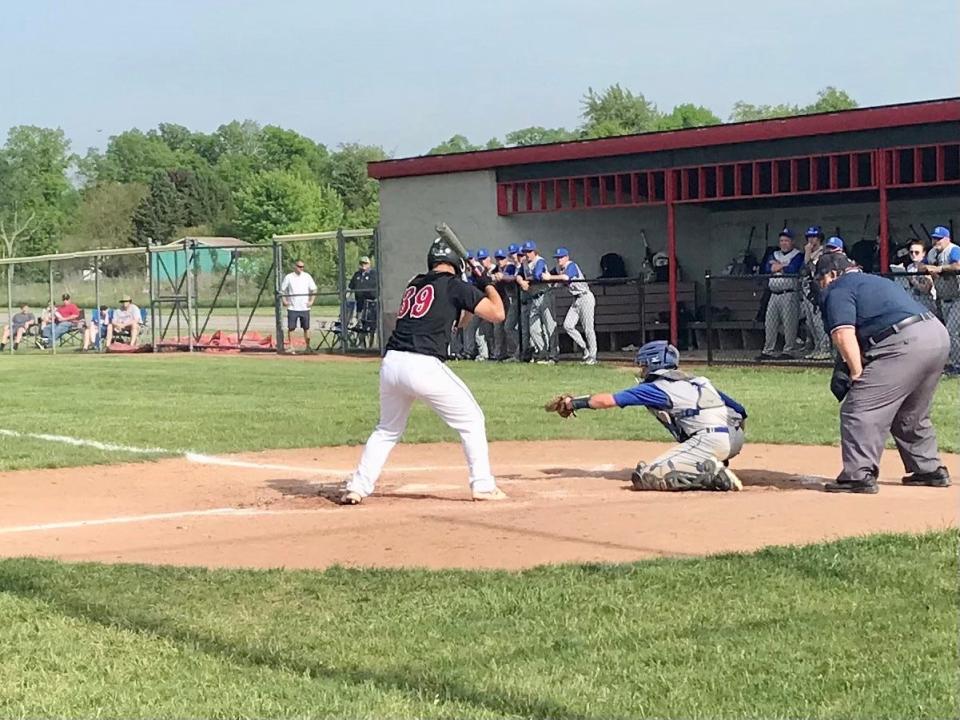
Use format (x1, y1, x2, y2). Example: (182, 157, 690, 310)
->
(814, 252, 854, 278)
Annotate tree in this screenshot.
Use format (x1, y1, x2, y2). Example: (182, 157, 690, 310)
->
(92, 129, 181, 183)
(580, 84, 660, 138)
(0, 126, 73, 259)
(484, 137, 505, 149)
(64, 181, 148, 252)
(427, 134, 481, 155)
(804, 86, 858, 114)
(504, 126, 576, 146)
(131, 171, 184, 246)
(329, 143, 387, 226)
(232, 170, 344, 243)
(166, 166, 231, 228)
(657, 104, 722, 131)
(259, 125, 330, 183)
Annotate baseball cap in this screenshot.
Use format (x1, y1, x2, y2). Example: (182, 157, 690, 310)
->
(359, 255, 370, 264)
(814, 252, 854, 278)
(466, 249, 474, 259)
(930, 225, 951, 239)
(825, 236, 845, 252)
(494, 248, 507, 259)
(804, 225, 823, 238)
(778, 228, 794, 239)
(553, 247, 569, 258)
(475, 248, 490, 260)
(507, 243, 521, 254)
(121, 296, 132, 302)
(521, 240, 537, 252)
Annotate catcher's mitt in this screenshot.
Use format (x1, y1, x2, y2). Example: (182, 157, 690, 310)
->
(544, 394, 576, 418)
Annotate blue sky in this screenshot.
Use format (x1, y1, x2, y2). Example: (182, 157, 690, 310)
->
(1, 0, 957, 159)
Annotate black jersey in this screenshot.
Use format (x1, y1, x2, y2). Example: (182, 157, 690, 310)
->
(386, 271, 484, 360)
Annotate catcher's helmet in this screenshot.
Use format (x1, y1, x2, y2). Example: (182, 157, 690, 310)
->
(427, 237, 464, 272)
(634, 340, 679, 377)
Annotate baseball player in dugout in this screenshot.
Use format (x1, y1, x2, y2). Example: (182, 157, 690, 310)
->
(516, 240, 559, 364)
(758, 228, 804, 360)
(545, 341, 747, 491)
(542, 247, 598, 365)
(341, 237, 507, 505)
(491, 248, 517, 361)
(815, 252, 951, 494)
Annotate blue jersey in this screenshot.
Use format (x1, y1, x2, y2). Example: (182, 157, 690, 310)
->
(521, 257, 548, 281)
(821, 271, 929, 343)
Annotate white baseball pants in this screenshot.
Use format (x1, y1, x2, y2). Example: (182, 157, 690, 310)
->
(347, 350, 497, 497)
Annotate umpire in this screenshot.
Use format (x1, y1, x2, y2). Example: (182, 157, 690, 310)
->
(816, 253, 951, 493)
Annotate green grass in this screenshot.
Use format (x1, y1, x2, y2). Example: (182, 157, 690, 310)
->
(0, 531, 956, 718)
(0, 354, 956, 471)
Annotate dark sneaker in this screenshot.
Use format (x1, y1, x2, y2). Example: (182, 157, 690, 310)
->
(755, 353, 777, 361)
(901, 466, 951, 487)
(824, 478, 879, 494)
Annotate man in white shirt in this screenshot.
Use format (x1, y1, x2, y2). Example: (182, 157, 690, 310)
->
(107, 297, 142, 347)
(281, 260, 317, 352)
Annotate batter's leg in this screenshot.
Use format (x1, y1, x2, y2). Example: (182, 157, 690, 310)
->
(347, 363, 416, 497)
(417, 363, 497, 493)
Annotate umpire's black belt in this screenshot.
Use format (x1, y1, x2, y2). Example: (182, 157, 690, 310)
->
(866, 312, 936, 347)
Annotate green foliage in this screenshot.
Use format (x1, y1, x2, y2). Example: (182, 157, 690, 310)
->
(232, 169, 344, 244)
(580, 84, 661, 138)
(0, 126, 75, 258)
(63, 181, 148, 252)
(427, 134, 482, 155)
(259, 125, 330, 182)
(504, 126, 577, 146)
(484, 137, 505, 149)
(91, 129, 182, 184)
(730, 86, 859, 122)
(0, 531, 956, 717)
(806, 86, 859, 114)
(657, 103, 722, 130)
(328, 143, 386, 216)
(131, 171, 184, 246)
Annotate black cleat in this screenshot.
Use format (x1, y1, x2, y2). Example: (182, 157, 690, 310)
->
(901, 466, 951, 487)
(824, 478, 879, 494)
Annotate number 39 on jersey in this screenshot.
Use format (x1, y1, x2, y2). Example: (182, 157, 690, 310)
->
(397, 284, 435, 319)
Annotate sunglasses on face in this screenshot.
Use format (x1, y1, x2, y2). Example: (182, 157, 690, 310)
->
(909, 250, 924, 256)
(296, 265, 304, 269)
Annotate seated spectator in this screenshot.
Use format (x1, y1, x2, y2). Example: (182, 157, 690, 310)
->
(107, 296, 141, 347)
(895, 240, 937, 314)
(1, 304, 36, 351)
(82, 305, 112, 352)
(37, 294, 82, 348)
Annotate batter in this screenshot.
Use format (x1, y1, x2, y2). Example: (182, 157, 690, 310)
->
(341, 237, 507, 505)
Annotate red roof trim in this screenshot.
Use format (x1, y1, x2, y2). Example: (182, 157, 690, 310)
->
(369, 98, 960, 180)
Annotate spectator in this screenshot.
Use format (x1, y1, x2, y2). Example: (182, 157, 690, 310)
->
(280, 259, 317, 353)
(799, 226, 831, 360)
(348, 255, 378, 336)
(38, 293, 81, 348)
(82, 305, 112, 351)
(1, 304, 36, 352)
(897, 240, 937, 314)
(516, 240, 558, 364)
(107, 297, 141, 347)
(921, 225, 960, 374)
(544, 248, 597, 364)
(757, 229, 804, 360)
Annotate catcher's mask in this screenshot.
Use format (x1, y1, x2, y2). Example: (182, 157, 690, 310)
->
(634, 340, 679, 380)
(427, 238, 464, 273)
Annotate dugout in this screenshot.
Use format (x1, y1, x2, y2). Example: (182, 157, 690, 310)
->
(369, 98, 960, 350)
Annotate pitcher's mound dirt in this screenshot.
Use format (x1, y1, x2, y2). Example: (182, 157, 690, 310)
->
(1, 441, 956, 570)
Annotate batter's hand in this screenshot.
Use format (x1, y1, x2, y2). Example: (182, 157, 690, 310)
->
(544, 394, 576, 418)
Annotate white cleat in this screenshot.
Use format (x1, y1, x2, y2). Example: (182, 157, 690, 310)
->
(339, 490, 363, 505)
(471, 487, 509, 502)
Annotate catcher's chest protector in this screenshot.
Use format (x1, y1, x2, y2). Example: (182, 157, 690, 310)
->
(646, 371, 728, 439)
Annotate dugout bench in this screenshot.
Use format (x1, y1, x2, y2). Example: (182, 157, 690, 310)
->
(688, 277, 766, 352)
(552, 280, 697, 352)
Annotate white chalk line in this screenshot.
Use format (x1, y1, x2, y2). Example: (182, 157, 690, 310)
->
(0, 507, 318, 536)
(2, 427, 615, 477)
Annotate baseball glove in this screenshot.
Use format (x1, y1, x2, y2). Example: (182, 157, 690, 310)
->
(545, 394, 576, 418)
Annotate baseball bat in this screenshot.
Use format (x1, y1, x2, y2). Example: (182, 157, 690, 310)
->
(434, 223, 470, 262)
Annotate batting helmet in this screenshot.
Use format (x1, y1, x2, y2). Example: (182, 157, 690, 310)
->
(634, 340, 679, 377)
(427, 238, 464, 272)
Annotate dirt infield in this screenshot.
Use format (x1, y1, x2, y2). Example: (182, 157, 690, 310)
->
(1, 440, 956, 570)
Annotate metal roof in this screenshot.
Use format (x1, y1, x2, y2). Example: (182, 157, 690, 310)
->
(368, 97, 960, 180)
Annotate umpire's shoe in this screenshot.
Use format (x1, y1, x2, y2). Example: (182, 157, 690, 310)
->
(901, 466, 951, 487)
(824, 476, 879, 494)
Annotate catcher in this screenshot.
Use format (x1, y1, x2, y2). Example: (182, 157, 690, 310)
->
(545, 340, 747, 491)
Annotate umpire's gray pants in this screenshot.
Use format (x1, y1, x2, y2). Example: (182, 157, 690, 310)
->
(802, 298, 830, 354)
(529, 293, 558, 361)
(763, 291, 800, 355)
(942, 299, 960, 367)
(838, 319, 949, 483)
(563, 292, 597, 360)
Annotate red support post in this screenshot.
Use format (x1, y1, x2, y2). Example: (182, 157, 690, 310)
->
(829, 155, 838, 190)
(877, 150, 890, 271)
(496, 184, 509, 215)
(599, 175, 608, 205)
(568, 179, 576, 209)
(666, 170, 678, 347)
(511, 185, 518, 214)
(631, 173, 639, 204)
(913, 147, 922, 184)
(554, 179, 562, 210)
(614, 174, 622, 205)
(539, 181, 547, 211)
